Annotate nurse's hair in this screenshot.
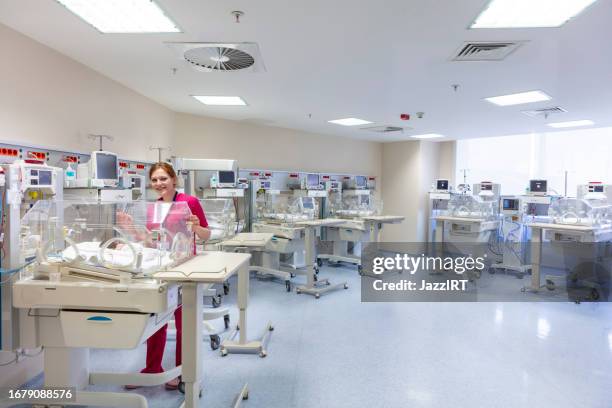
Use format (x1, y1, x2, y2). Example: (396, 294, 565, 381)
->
(149, 162, 177, 181)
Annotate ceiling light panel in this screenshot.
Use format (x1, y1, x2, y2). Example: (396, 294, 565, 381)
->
(328, 118, 373, 126)
(471, 0, 598, 28)
(193, 96, 247, 106)
(55, 0, 181, 33)
(410, 134, 444, 139)
(485, 90, 552, 106)
(547, 120, 594, 128)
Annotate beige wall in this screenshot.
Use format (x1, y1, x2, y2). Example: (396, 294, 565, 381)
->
(173, 113, 383, 177)
(0, 23, 173, 161)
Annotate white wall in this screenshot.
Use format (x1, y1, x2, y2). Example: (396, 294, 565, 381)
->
(0, 23, 174, 161)
(173, 113, 383, 177)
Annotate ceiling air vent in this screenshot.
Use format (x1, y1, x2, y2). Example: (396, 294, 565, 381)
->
(165, 42, 266, 72)
(452, 41, 526, 61)
(522, 106, 567, 118)
(361, 126, 407, 134)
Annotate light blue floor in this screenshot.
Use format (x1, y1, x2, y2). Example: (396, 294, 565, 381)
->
(26, 264, 612, 407)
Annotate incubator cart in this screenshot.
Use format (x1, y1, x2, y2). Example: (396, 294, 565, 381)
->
(11, 200, 194, 407)
(527, 194, 612, 299)
(318, 194, 404, 273)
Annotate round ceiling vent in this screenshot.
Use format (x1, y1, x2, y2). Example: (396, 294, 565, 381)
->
(183, 47, 255, 71)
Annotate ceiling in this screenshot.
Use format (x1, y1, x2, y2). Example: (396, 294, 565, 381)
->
(0, 0, 611, 142)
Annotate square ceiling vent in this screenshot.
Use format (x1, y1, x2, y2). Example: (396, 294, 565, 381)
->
(522, 106, 567, 118)
(361, 126, 408, 134)
(452, 41, 527, 61)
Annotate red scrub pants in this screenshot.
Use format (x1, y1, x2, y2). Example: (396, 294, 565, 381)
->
(141, 306, 182, 373)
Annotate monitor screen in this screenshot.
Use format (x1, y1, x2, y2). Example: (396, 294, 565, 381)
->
(133, 177, 141, 188)
(355, 176, 367, 188)
(436, 180, 449, 190)
(307, 174, 319, 189)
(503, 198, 519, 211)
(38, 170, 52, 186)
(480, 183, 492, 191)
(95, 152, 118, 180)
(591, 185, 604, 193)
(530, 180, 547, 193)
(302, 197, 314, 209)
(218, 171, 236, 184)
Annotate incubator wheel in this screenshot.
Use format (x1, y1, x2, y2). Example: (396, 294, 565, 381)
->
(259, 350, 267, 358)
(326, 280, 331, 286)
(315, 293, 320, 299)
(317, 258, 323, 267)
(224, 314, 230, 329)
(223, 282, 230, 295)
(520, 287, 526, 293)
(591, 288, 600, 301)
(269, 325, 274, 331)
(212, 295, 222, 308)
(488, 268, 496, 274)
(221, 348, 228, 357)
(290, 272, 296, 278)
(285, 281, 291, 292)
(314, 266, 320, 275)
(210, 334, 220, 350)
(358, 265, 363, 275)
(313, 273, 318, 282)
(545, 280, 555, 291)
(243, 390, 249, 400)
(296, 288, 301, 294)
(178, 382, 202, 397)
(344, 284, 349, 289)
(516, 273, 525, 279)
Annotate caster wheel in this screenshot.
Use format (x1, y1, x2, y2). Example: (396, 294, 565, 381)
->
(489, 269, 496, 274)
(313, 274, 318, 282)
(520, 287, 526, 292)
(317, 258, 323, 267)
(516, 273, 525, 279)
(314, 267, 320, 275)
(269, 325, 274, 331)
(259, 350, 267, 358)
(315, 293, 320, 299)
(236, 324, 240, 331)
(290, 273, 296, 278)
(545, 280, 555, 291)
(591, 288, 600, 301)
(243, 391, 249, 400)
(212, 296, 222, 308)
(344, 284, 349, 289)
(221, 349, 228, 357)
(285, 281, 291, 292)
(210, 334, 221, 350)
(296, 289, 301, 294)
(357, 265, 363, 273)
(224, 314, 230, 329)
(223, 282, 230, 296)
(326, 281, 331, 286)
(179, 381, 184, 394)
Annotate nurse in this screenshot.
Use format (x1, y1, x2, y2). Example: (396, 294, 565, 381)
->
(129, 162, 210, 390)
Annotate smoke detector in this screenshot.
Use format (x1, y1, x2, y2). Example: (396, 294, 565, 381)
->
(165, 42, 266, 72)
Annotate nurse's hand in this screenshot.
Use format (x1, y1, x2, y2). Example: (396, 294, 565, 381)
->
(117, 211, 134, 227)
(187, 214, 200, 228)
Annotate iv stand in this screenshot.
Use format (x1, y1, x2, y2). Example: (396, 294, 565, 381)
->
(88, 134, 113, 151)
(149, 146, 171, 162)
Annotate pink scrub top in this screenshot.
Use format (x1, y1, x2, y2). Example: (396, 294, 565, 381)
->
(147, 192, 208, 254)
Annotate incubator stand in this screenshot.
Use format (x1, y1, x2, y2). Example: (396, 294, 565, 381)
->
(10, 200, 196, 407)
(526, 197, 612, 296)
(319, 195, 403, 274)
(432, 194, 499, 242)
(200, 198, 236, 247)
(252, 195, 313, 269)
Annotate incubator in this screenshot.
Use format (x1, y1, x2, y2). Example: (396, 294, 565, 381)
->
(446, 193, 498, 221)
(200, 198, 236, 242)
(256, 194, 316, 224)
(332, 194, 383, 218)
(548, 196, 612, 228)
(18, 199, 194, 279)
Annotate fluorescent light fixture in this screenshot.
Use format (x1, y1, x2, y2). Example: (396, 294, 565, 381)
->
(192, 96, 247, 106)
(55, 0, 181, 33)
(471, 0, 598, 28)
(328, 118, 373, 126)
(485, 90, 552, 106)
(547, 120, 594, 128)
(410, 134, 444, 139)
